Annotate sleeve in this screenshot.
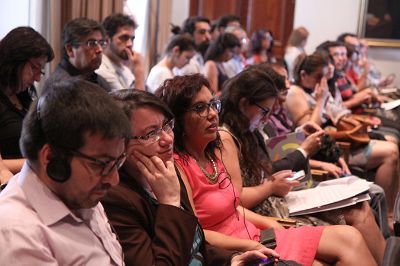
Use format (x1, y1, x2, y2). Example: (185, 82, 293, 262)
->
(146, 67, 173, 94)
(103, 188, 199, 266)
(0, 226, 58, 265)
(271, 150, 308, 173)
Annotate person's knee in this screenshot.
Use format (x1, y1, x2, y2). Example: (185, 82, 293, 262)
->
(332, 225, 364, 248)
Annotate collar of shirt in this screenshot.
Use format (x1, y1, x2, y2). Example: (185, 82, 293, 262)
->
(18, 162, 85, 226)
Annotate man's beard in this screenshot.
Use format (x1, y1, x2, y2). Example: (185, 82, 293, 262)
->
(197, 41, 210, 58)
(110, 43, 129, 60)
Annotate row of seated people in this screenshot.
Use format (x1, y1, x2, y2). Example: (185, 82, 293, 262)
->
(0, 12, 398, 266)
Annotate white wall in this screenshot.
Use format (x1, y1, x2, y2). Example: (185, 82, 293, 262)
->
(0, 0, 30, 38)
(294, 0, 400, 87)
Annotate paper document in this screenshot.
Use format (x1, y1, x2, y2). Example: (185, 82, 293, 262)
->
(285, 176, 370, 216)
(381, 99, 400, 110)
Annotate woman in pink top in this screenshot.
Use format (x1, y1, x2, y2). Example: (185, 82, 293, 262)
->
(158, 74, 377, 266)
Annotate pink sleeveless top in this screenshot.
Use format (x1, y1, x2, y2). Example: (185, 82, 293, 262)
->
(174, 153, 260, 241)
(174, 152, 323, 266)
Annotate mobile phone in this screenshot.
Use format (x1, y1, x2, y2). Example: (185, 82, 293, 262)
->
(287, 170, 305, 181)
(257, 258, 275, 266)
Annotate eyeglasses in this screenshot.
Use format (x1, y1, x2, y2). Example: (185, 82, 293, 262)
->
(28, 60, 45, 76)
(130, 119, 174, 144)
(74, 39, 109, 49)
(188, 99, 221, 118)
(253, 102, 270, 118)
(118, 34, 135, 43)
(70, 150, 126, 176)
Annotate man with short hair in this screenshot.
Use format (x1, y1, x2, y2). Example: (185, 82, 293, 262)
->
(0, 79, 131, 265)
(46, 18, 112, 92)
(97, 13, 145, 91)
(174, 16, 211, 75)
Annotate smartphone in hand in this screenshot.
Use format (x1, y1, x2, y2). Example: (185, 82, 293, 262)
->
(287, 170, 305, 181)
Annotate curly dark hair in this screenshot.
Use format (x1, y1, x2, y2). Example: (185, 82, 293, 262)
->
(102, 13, 137, 38)
(219, 67, 278, 182)
(156, 74, 221, 161)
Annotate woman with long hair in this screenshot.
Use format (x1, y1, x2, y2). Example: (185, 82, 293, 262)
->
(0, 26, 54, 184)
(158, 73, 376, 266)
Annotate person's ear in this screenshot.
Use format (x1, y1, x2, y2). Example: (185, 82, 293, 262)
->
(38, 143, 53, 169)
(172, 46, 180, 56)
(65, 44, 74, 58)
(239, 97, 249, 113)
(300, 70, 307, 81)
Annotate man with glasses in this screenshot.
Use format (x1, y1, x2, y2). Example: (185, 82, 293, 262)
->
(0, 79, 131, 265)
(45, 18, 112, 92)
(97, 13, 146, 91)
(174, 16, 212, 76)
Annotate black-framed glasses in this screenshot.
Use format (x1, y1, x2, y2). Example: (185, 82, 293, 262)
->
(188, 99, 221, 118)
(70, 150, 126, 176)
(253, 103, 270, 118)
(118, 34, 135, 43)
(74, 39, 108, 49)
(28, 60, 45, 76)
(129, 119, 174, 144)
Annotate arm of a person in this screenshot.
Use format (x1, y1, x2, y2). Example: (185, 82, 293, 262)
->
(236, 207, 283, 230)
(3, 158, 24, 173)
(286, 87, 323, 126)
(218, 130, 274, 209)
(130, 51, 146, 91)
(0, 226, 58, 265)
(271, 150, 308, 173)
(342, 89, 371, 109)
(203, 61, 218, 94)
(203, 229, 262, 252)
(103, 188, 198, 266)
(0, 157, 16, 184)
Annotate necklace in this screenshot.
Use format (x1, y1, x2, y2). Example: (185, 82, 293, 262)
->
(194, 156, 219, 184)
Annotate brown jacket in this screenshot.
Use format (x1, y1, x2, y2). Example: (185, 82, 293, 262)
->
(102, 169, 234, 266)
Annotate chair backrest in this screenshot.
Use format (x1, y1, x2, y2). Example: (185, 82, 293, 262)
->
(382, 236, 400, 266)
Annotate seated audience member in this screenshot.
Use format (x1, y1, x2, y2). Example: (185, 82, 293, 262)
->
(97, 13, 146, 91)
(284, 26, 309, 82)
(215, 14, 241, 34)
(248, 29, 276, 65)
(103, 89, 279, 265)
(218, 65, 386, 263)
(159, 74, 377, 266)
(173, 16, 212, 76)
(0, 79, 131, 265)
(146, 34, 196, 93)
(222, 26, 250, 78)
(204, 33, 241, 94)
(286, 52, 400, 218)
(0, 26, 54, 184)
(45, 18, 111, 92)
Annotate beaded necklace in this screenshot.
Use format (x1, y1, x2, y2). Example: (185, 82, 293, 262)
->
(194, 156, 219, 184)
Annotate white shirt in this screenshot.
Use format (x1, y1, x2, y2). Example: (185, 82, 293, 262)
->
(173, 52, 204, 76)
(96, 54, 135, 91)
(0, 163, 124, 266)
(146, 64, 174, 94)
